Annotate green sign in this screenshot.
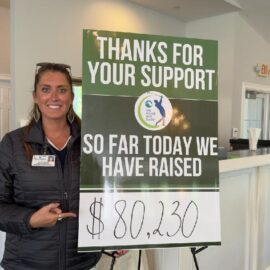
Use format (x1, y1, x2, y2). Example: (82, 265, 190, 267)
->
(78, 30, 220, 251)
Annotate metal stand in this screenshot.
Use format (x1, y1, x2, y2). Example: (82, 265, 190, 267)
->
(138, 250, 142, 270)
(102, 250, 117, 270)
(102, 249, 142, 270)
(190, 246, 208, 270)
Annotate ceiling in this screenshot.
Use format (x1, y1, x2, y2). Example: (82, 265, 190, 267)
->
(0, 0, 269, 43)
(129, 0, 270, 44)
(129, 0, 241, 22)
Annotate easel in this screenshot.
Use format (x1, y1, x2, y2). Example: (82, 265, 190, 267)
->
(190, 246, 208, 270)
(102, 250, 117, 270)
(102, 249, 142, 270)
(103, 247, 208, 270)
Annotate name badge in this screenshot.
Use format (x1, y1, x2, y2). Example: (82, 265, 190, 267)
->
(31, 155, 56, 167)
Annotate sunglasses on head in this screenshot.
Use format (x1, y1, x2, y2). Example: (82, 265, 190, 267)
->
(35, 62, 71, 74)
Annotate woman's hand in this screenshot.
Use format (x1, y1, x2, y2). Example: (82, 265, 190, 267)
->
(29, 202, 76, 229)
(113, 250, 129, 257)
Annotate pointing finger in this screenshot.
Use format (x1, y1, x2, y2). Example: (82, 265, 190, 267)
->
(57, 212, 77, 221)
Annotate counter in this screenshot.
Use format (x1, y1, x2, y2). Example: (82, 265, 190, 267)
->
(149, 149, 270, 270)
(196, 148, 270, 270)
(220, 148, 270, 173)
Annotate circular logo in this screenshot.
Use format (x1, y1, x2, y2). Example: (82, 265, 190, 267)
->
(134, 91, 173, 130)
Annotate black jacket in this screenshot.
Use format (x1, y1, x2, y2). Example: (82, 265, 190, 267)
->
(0, 122, 101, 270)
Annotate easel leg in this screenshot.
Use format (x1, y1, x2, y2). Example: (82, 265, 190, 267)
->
(138, 250, 142, 270)
(190, 246, 208, 270)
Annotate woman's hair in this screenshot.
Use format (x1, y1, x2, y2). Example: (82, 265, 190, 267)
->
(23, 62, 81, 159)
(34, 62, 72, 92)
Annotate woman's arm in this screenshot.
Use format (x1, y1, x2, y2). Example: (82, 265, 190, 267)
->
(0, 134, 36, 235)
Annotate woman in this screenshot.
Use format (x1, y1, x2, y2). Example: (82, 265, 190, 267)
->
(0, 63, 102, 270)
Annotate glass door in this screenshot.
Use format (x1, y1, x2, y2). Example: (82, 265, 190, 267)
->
(243, 90, 269, 140)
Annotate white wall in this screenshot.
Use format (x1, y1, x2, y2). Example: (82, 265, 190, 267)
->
(186, 13, 238, 149)
(10, 0, 185, 129)
(0, 75, 11, 140)
(232, 16, 270, 134)
(186, 13, 270, 148)
(0, 6, 10, 74)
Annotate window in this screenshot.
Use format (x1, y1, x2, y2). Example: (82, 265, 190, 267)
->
(72, 77, 82, 119)
(241, 82, 270, 140)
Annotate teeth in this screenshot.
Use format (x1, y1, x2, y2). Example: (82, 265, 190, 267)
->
(48, 105, 61, 109)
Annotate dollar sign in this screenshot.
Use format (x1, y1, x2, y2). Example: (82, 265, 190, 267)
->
(86, 197, 104, 239)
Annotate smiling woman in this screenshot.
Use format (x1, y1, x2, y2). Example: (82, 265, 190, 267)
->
(31, 63, 77, 149)
(0, 63, 102, 270)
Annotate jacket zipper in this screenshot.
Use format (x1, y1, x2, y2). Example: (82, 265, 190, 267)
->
(45, 139, 74, 270)
(58, 150, 70, 270)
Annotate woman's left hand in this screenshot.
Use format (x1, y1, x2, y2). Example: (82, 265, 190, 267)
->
(113, 250, 129, 257)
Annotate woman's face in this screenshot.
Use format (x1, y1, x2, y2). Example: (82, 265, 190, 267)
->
(33, 71, 73, 123)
